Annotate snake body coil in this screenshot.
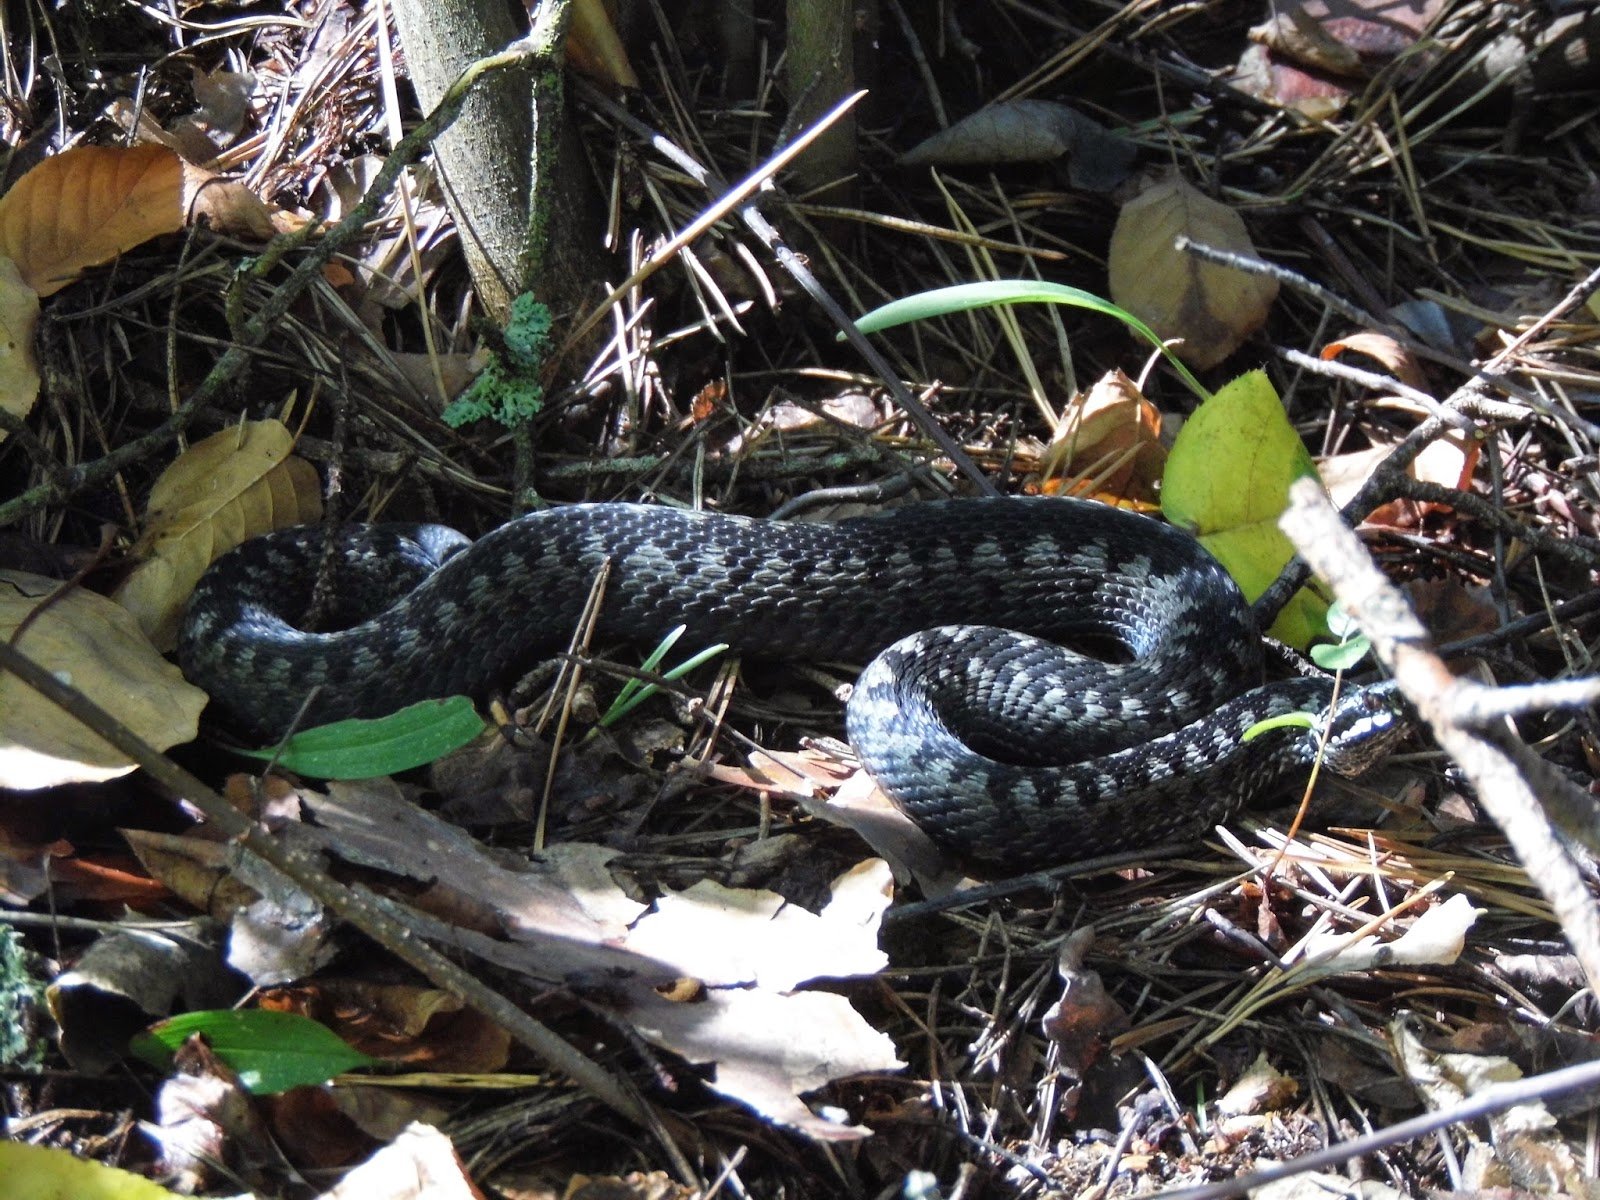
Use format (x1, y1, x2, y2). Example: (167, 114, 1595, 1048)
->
(179, 498, 1409, 869)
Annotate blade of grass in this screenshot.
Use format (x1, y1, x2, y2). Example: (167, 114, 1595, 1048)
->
(599, 627, 730, 726)
(853, 281, 1210, 401)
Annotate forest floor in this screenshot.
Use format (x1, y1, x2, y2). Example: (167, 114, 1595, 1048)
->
(3, 2, 1600, 1198)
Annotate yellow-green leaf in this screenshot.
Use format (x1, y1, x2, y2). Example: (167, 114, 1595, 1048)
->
(0, 1140, 185, 1200)
(1162, 370, 1327, 647)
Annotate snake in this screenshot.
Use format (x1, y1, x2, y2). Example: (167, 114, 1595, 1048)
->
(177, 497, 1412, 871)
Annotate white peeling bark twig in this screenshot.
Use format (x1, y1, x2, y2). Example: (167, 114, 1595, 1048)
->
(1278, 477, 1600, 996)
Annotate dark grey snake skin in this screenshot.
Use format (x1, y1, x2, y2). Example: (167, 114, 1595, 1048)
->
(178, 498, 1411, 869)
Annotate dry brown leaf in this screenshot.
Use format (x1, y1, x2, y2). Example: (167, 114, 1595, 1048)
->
(262, 982, 512, 1074)
(114, 419, 322, 651)
(1404, 579, 1500, 644)
(899, 99, 1136, 191)
(165, 65, 256, 163)
(1250, 6, 1365, 77)
(1039, 369, 1165, 506)
(703, 746, 854, 796)
(386, 350, 479, 405)
(1215, 1052, 1300, 1116)
(1041, 928, 1131, 1075)
(298, 782, 902, 1139)
(122, 829, 261, 919)
(316, 1124, 478, 1200)
(105, 97, 192, 159)
(126, 791, 339, 986)
(1321, 330, 1430, 392)
(0, 256, 41, 443)
(627, 985, 901, 1140)
(1231, 43, 1348, 120)
(624, 870, 889, 994)
(1321, 432, 1478, 528)
(0, 144, 186, 297)
(182, 160, 288, 239)
(1233, 0, 1448, 116)
(0, 571, 207, 789)
(1108, 173, 1279, 369)
(796, 769, 969, 898)
(712, 739, 971, 897)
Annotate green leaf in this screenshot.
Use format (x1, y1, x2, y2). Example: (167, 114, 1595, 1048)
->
(1310, 635, 1371, 671)
(132, 1009, 378, 1094)
(1324, 601, 1361, 641)
(235, 696, 486, 779)
(1309, 602, 1372, 669)
(851, 280, 1211, 401)
(1162, 370, 1329, 648)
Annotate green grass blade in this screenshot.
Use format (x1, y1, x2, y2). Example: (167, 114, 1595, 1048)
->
(600, 639, 729, 727)
(852, 281, 1210, 400)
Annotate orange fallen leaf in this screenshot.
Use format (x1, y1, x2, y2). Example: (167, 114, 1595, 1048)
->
(1321, 330, 1430, 392)
(0, 143, 286, 299)
(1039, 369, 1165, 506)
(0, 144, 185, 297)
(1321, 432, 1478, 529)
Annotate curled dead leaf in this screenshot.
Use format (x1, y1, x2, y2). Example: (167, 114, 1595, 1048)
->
(181, 161, 286, 240)
(1321, 330, 1430, 393)
(1320, 431, 1478, 529)
(900, 99, 1136, 191)
(1039, 369, 1165, 506)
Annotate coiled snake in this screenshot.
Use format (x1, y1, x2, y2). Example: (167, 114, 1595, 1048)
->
(178, 498, 1411, 870)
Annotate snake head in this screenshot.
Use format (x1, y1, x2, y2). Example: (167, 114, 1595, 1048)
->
(1321, 681, 1414, 777)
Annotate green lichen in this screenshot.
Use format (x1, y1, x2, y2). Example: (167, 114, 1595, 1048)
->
(0, 926, 46, 1070)
(443, 294, 552, 428)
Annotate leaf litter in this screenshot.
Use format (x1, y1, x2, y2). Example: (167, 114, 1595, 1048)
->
(210, 776, 903, 1139)
(4, 0, 1600, 1195)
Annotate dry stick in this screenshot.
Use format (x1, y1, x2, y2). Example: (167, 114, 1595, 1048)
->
(1479, 258, 1600, 373)
(1151, 1056, 1600, 1200)
(1177, 236, 1581, 432)
(0, 636, 702, 1160)
(1276, 345, 1478, 430)
(554, 90, 865, 357)
(1277, 478, 1600, 992)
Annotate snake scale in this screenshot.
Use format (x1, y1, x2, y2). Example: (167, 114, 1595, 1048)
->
(178, 497, 1411, 870)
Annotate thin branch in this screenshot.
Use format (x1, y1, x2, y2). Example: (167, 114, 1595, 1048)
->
(1153, 1056, 1600, 1200)
(1278, 478, 1600, 994)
